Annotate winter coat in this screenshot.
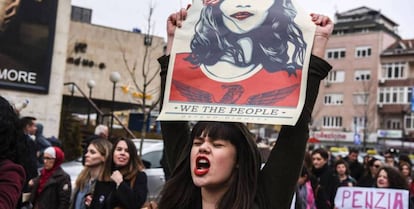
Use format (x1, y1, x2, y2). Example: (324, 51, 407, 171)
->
(30, 167, 72, 209)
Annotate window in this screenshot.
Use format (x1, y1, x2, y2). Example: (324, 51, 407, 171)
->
(326, 48, 346, 59)
(353, 93, 369, 105)
(353, 116, 367, 130)
(405, 113, 414, 130)
(325, 70, 345, 83)
(323, 116, 343, 128)
(71, 6, 92, 23)
(381, 62, 406, 79)
(355, 46, 372, 58)
(386, 118, 401, 129)
(378, 87, 412, 104)
(354, 70, 371, 81)
(324, 94, 343, 105)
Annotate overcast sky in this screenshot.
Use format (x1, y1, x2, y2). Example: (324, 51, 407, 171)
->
(71, 0, 414, 40)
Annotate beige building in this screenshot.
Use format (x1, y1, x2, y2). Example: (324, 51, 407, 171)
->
(0, 3, 165, 136)
(63, 19, 164, 127)
(311, 7, 402, 149)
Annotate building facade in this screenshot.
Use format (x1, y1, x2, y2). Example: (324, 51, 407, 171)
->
(311, 7, 403, 149)
(377, 39, 414, 151)
(0, 4, 165, 137)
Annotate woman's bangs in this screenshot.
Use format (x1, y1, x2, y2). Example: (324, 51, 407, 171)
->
(191, 122, 245, 143)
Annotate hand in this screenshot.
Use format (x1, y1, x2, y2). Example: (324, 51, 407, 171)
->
(110, 170, 123, 187)
(85, 194, 92, 206)
(311, 13, 334, 39)
(310, 13, 333, 58)
(28, 179, 34, 187)
(165, 8, 188, 55)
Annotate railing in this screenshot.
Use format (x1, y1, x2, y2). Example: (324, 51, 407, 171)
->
(63, 82, 136, 139)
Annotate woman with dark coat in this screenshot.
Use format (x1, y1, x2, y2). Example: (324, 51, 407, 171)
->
(357, 157, 382, 187)
(156, 6, 334, 209)
(310, 148, 339, 209)
(90, 138, 148, 209)
(29, 146, 71, 209)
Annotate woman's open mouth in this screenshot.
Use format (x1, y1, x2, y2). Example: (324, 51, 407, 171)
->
(194, 156, 210, 176)
(230, 11, 253, 21)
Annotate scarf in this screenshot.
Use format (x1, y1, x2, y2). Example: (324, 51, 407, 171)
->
(37, 146, 64, 194)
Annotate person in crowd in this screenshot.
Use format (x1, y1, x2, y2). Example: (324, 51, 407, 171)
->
(310, 148, 339, 209)
(334, 159, 356, 187)
(384, 150, 398, 167)
(18, 116, 40, 206)
(29, 146, 71, 209)
(362, 154, 372, 170)
(343, 148, 364, 182)
(292, 166, 317, 209)
(376, 166, 409, 189)
(357, 157, 383, 187)
(156, 4, 333, 209)
(90, 137, 148, 209)
(81, 124, 109, 165)
(399, 161, 414, 193)
(34, 123, 52, 167)
(376, 166, 414, 209)
(398, 154, 412, 168)
(70, 138, 113, 209)
(0, 96, 26, 209)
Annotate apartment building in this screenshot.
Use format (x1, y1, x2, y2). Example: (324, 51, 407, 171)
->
(311, 7, 402, 149)
(378, 39, 414, 151)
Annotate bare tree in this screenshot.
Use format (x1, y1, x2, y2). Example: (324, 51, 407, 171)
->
(118, 3, 163, 155)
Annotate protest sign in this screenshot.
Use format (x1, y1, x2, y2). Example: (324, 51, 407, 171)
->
(158, 0, 315, 125)
(334, 187, 409, 209)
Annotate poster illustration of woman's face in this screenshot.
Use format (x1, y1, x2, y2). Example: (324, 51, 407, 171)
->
(158, 0, 316, 125)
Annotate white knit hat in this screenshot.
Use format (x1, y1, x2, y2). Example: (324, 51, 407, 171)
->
(43, 146, 56, 158)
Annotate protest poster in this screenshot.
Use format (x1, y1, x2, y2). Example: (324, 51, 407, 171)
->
(158, 0, 316, 125)
(334, 187, 409, 209)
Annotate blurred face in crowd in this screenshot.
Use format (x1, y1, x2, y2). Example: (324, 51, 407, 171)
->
(43, 152, 55, 170)
(401, 164, 410, 177)
(376, 169, 389, 188)
(312, 153, 327, 169)
(25, 121, 37, 135)
(363, 155, 372, 165)
(336, 163, 347, 176)
(348, 152, 358, 162)
(84, 144, 105, 167)
(385, 156, 395, 166)
(113, 140, 130, 167)
(370, 160, 382, 177)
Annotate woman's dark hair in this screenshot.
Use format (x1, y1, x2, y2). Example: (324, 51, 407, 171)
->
(158, 121, 261, 209)
(104, 137, 145, 181)
(398, 154, 412, 167)
(376, 166, 408, 190)
(334, 159, 350, 175)
(186, 0, 306, 73)
(311, 148, 329, 160)
(0, 96, 25, 165)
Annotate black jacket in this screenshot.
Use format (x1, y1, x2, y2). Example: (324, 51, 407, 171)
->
(30, 167, 72, 209)
(89, 172, 148, 209)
